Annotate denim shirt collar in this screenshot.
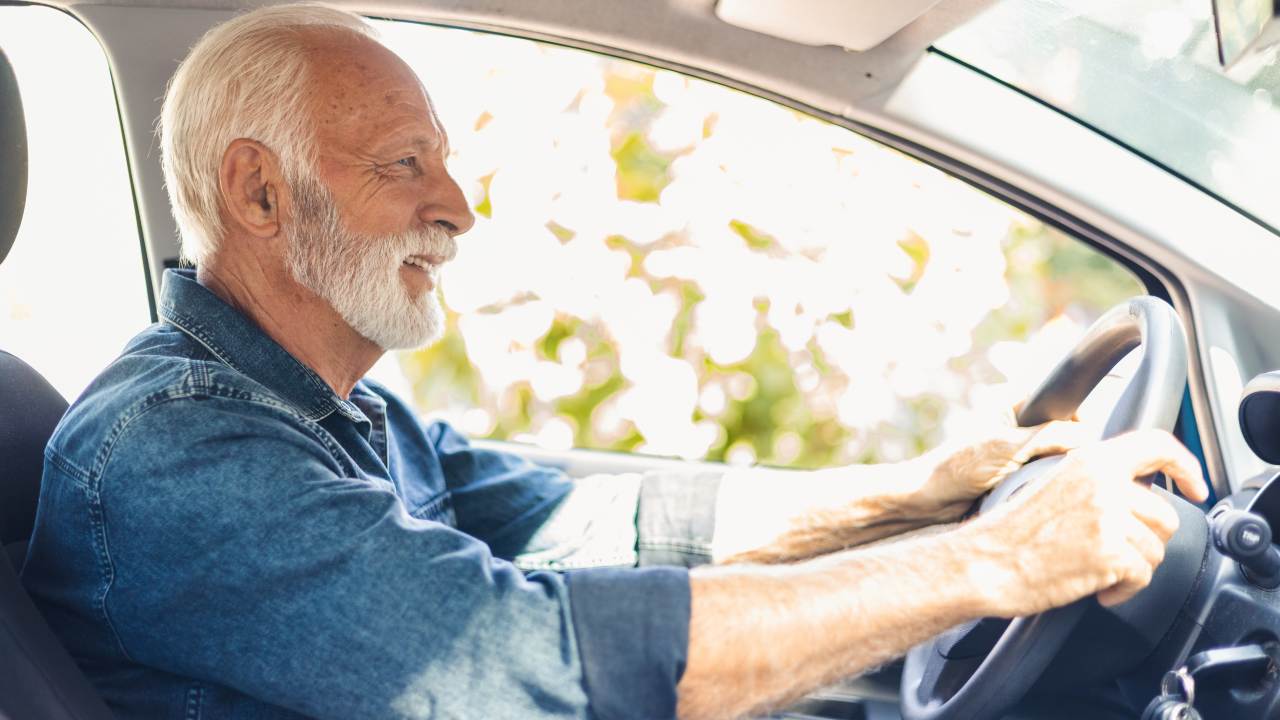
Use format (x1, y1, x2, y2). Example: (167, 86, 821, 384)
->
(158, 268, 368, 423)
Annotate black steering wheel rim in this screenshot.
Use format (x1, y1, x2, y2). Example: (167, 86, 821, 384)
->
(899, 296, 1189, 720)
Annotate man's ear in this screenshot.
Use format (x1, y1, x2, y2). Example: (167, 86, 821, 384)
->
(217, 139, 283, 239)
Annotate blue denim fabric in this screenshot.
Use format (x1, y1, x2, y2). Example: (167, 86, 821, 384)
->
(20, 269, 690, 720)
(636, 473, 720, 568)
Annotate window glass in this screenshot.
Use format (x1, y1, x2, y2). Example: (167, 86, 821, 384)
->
(0, 6, 152, 401)
(370, 21, 1145, 467)
(936, 0, 1280, 234)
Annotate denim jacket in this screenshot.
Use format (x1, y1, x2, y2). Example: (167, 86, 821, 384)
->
(21, 269, 719, 720)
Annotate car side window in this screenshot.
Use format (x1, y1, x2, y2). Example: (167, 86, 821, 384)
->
(0, 6, 152, 402)
(369, 21, 1145, 468)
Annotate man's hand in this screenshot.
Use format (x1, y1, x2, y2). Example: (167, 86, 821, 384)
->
(907, 417, 1091, 521)
(958, 428, 1209, 616)
(713, 416, 1091, 565)
(678, 429, 1207, 720)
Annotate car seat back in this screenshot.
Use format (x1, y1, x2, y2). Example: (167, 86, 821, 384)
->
(0, 45, 115, 720)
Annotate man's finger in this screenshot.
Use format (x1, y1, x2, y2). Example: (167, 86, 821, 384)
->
(1098, 581, 1142, 607)
(1126, 484, 1180, 542)
(1097, 549, 1155, 607)
(1013, 420, 1092, 463)
(1110, 429, 1208, 503)
(1124, 516, 1167, 568)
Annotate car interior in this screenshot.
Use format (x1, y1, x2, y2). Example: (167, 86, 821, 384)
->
(5, 1, 1280, 719)
(0, 46, 116, 720)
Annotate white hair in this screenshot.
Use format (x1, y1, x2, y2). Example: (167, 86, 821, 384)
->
(159, 3, 378, 266)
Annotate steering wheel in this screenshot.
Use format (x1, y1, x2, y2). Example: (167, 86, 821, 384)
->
(898, 296, 1189, 720)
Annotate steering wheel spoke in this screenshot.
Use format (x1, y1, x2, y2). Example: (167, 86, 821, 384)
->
(935, 617, 1011, 660)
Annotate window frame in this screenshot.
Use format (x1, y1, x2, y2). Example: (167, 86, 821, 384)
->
(0, 2, 157, 400)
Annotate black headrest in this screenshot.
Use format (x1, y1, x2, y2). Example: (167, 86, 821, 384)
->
(1240, 371, 1280, 465)
(0, 46, 28, 266)
(0, 351, 67, 545)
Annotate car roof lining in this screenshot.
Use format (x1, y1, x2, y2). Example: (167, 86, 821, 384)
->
(715, 0, 946, 52)
(48, 0, 995, 285)
(52, 0, 995, 109)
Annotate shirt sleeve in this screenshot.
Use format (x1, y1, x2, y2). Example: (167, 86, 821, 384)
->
(425, 416, 723, 570)
(96, 395, 687, 720)
(636, 470, 722, 568)
(567, 567, 690, 720)
(423, 422, 694, 718)
(425, 418, 579, 559)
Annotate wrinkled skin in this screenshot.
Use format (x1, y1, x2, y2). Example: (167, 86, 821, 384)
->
(964, 427, 1203, 614)
(912, 418, 1093, 520)
(202, 28, 473, 398)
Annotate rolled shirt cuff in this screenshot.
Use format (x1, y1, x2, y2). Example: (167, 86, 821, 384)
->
(566, 566, 691, 720)
(636, 470, 721, 567)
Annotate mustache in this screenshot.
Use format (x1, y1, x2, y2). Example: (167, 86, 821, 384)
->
(290, 175, 458, 264)
(399, 224, 458, 264)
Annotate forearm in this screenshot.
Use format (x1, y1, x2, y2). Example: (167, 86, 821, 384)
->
(678, 523, 994, 720)
(712, 457, 956, 564)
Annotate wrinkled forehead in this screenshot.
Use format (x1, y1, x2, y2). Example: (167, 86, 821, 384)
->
(300, 28, 446, 152)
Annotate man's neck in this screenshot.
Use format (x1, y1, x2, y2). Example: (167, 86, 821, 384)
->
(196, 258, 381, 399)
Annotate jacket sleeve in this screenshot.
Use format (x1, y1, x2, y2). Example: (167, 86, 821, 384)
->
(96, 395, 688, 720)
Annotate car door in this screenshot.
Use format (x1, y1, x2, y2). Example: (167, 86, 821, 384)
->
(44, 1, 1280, 717)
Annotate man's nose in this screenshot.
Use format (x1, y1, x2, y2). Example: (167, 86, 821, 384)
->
(420, 168, 476, 237)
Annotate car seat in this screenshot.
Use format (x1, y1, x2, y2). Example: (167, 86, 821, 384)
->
(0, 45, 116, 720)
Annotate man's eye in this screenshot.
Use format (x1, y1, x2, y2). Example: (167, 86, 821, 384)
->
(396, 156, 418, 169)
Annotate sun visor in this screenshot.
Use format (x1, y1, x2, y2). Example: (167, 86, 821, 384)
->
(715, 0, 944, 51)
(1240, 371, 1280, 464)
(0, 46, 27, 266)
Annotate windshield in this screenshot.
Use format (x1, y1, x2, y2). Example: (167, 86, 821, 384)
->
(936, 0, 1280, 235)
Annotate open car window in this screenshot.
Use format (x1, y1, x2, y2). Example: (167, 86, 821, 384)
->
(0, 6, 152, 402)
(365, 20, 1147, 468)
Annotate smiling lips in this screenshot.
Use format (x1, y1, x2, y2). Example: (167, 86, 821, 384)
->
(403, 253, 445, 270)
(401, 254, 445, 289)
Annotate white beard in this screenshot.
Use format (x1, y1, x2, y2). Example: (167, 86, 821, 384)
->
(285, 177, 457, 350)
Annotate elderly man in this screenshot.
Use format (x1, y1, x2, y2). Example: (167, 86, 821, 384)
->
(20, 4, 1206, 720)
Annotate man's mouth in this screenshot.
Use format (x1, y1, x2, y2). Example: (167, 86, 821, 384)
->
(402, 254, 444, 273)
(400, 254, 447, 294)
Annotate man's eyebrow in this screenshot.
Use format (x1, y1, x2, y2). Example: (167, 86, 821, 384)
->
(411, 135, 442, 151)
(386, 134, 449, 158)
(425, 134, 452, 158)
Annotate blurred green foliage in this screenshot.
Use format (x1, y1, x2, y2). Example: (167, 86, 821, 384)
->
(399, 58, 1143, 469)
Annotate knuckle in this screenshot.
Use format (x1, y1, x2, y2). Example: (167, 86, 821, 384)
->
(1069, 458, 1105, 490)
(1062, 446, 1091, 467)
(1137, 563, 1154, 586)
(1098, 534, 1126, 565)
(1148, 537, 1164, 559)
(1084, 510, 1108, 540)
(1046, 420, 1075, 438)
